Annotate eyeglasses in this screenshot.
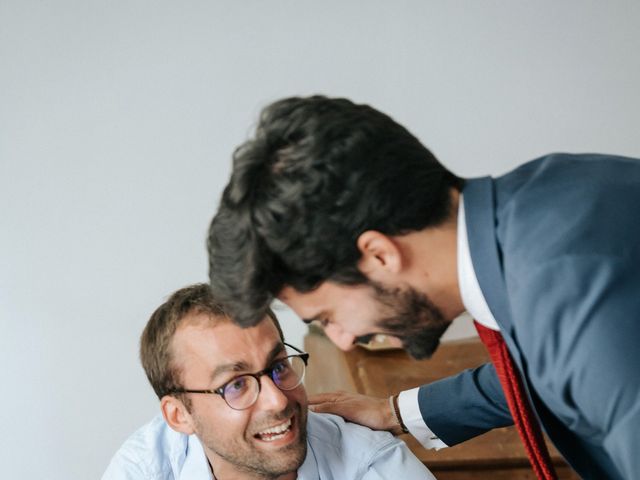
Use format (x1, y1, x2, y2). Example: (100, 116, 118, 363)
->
(169, 343, 309, 410)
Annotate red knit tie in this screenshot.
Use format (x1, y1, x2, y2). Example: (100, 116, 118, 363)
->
(474, 321, 558, 480)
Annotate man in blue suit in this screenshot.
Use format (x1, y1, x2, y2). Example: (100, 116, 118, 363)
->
(206, 95, 640, 479)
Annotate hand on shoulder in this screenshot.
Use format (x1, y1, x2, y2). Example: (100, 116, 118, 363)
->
(308, 391, 405, 435)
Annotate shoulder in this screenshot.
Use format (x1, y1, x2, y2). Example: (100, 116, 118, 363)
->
(308, 410, 397, 449)
(102, 415, 188, 480)
(498, 152, 640, 188)
(495, 153, 640, 261)
(306, 411, 428, 476)
(494, 153, 640, 212)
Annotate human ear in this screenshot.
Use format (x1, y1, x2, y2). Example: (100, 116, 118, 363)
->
(161, 395, 195, 435)
(356, 230, 402, 281)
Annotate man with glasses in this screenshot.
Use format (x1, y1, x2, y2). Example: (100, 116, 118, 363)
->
(103, 283, 433, 479)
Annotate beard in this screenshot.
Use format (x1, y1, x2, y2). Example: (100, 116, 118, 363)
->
(194, 402, 308, 479)
(370, 282, 451, 360)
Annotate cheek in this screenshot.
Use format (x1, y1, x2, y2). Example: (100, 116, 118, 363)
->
(345, 300, 381, 331)
(192, 400, 252, 439)
(291, 386, 308, 409)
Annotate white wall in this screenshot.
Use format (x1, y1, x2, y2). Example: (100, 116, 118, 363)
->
(1, 1, 639, 478)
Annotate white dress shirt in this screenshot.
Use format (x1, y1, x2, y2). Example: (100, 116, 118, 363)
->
(398, 193, 500, 449)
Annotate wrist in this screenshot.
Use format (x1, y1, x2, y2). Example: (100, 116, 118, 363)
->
(388, 394, 409, 435)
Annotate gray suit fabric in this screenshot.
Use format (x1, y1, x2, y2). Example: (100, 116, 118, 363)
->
(419, 153, 640, 479)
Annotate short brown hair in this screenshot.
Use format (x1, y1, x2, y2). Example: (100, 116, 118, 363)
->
(140, 283, 282, 399)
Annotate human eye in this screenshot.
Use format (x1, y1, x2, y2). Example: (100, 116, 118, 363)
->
(224, 375, 251, 395)
(271, 358, 292, 377)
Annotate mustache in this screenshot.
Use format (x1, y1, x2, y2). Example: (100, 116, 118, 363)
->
(354, 320, 448, 359)
(349, 281, 452, 359)
(251, 403, 297, 434)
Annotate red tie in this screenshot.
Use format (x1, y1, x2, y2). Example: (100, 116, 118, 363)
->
(474, 320, 558, 480)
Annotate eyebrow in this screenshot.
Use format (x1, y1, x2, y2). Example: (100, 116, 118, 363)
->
(209, 342, 286, 383)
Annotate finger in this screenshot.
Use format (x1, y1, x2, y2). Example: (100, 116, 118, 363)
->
(308, 392, 345, 405)
(308, 403, 332, 414)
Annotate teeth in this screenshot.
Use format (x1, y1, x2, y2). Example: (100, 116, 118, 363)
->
(258, 419, 292, 438)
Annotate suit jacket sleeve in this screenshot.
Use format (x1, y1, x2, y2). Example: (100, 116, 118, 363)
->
(417, 362, 513, 446)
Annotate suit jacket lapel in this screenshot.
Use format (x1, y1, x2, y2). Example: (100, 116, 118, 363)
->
(462, 177, 526, 373)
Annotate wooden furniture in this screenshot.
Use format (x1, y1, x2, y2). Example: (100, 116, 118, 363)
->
(304, 328, 579, 479)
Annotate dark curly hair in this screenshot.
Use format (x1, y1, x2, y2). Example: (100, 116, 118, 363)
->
(208, 95, 463, 327)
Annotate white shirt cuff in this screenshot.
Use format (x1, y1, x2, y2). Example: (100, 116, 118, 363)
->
(398, 388, 448, 450)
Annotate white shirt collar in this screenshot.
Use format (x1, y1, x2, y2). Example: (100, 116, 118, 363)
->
(457, 193, 501, 331)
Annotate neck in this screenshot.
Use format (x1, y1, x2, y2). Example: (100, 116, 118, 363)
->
(208, 457, 297, 480)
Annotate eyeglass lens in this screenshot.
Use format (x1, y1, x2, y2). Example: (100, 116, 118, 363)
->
(223, 356, 306, 410)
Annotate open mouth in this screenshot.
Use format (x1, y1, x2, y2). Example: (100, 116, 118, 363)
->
(255, 417, 294, 442)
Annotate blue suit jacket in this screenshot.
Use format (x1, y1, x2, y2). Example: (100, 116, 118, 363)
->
(419, 153, 640, 479)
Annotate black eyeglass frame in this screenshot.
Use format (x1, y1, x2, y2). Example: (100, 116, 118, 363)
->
(168, 342, 309, 410)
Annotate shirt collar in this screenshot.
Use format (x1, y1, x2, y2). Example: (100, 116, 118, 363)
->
(178, 433, 318, 480)
(457, 193, 501, 331)
(178, 434, 213, 480)
(296, 440, 319, 479)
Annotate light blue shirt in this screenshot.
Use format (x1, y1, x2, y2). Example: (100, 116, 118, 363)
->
(103, 411, 435, 479)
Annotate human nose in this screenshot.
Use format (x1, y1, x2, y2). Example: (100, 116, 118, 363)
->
(255, 375, 289, 410)
(324, 324, 357, 351)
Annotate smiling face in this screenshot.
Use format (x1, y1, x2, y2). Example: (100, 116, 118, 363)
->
(279, 280, 452, 360)
(167, 315, 307, 480)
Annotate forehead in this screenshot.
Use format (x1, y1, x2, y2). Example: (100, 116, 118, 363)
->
(171, 314, 283, 374)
